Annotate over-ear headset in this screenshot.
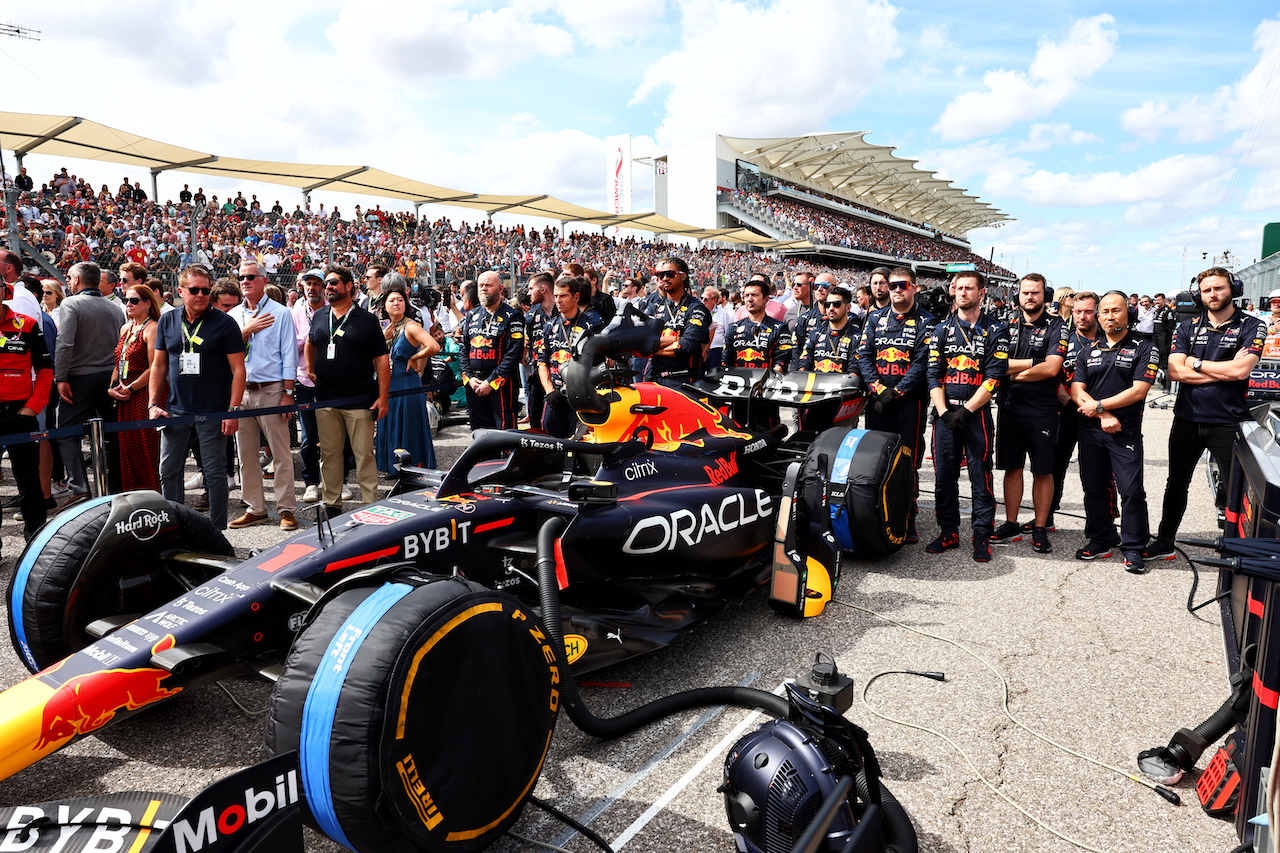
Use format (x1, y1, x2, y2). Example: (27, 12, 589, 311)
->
(1190, 270, 1244, 308)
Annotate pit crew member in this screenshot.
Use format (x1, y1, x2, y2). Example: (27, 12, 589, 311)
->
(857, 266, 936, 543)
(539, 276, 601, 438)
(1146, 268, 1265, 561)
(0, 277, 53, 543)
(798, 285, 859, 432)
(459, 270, 525, 430)
(724, 278, 792, 427)
(993, 273, 1068, 553)
(638, 257, 709, 386)
(926, 271, 1010, 563)
(1070, 291, 1160, 573)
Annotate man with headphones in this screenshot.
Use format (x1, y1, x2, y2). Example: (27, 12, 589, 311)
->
(1146, 268, 1265, 561)
(992, 273, 1068, 553)
(1070, 291, 1160, 573)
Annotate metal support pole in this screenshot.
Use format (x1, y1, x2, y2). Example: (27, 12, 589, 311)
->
(88, 417, 109, 497)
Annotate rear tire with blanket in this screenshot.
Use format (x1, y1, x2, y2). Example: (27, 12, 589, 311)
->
(265, 576, 560, 853)
(803, 427, 913, 559)
(7, 492, 233, 673)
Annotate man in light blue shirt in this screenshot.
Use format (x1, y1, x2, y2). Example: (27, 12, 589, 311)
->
(228, 261, 299, 530)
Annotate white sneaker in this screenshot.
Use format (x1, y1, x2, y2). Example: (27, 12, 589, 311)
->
(51, 480, 71, 498)
(184, 472, 204, 490)
(303, 484, 320, 502)
(227, 475, 238, 489)
(340, 485, 353, 501)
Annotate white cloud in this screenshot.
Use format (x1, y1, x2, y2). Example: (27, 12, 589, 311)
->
(1120, 16, 1280, 149)
(987, 153, 1229, 206)
(631, 0, 900, 146)
(933, 14, 1118, 142)
(328, 0, 574, 81)
(1242, 168, 1280, 212)
(540, 0, 668, 49)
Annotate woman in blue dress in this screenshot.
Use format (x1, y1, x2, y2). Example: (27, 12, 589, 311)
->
(376, 283, 440, 473)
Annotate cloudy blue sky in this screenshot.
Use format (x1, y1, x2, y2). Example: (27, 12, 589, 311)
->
(3, 1, 1278, 293)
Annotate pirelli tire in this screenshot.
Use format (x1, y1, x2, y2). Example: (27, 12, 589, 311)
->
(803, 427, 914, 559)
(7, 494, 232, 673)
(264, 576, 561, 853)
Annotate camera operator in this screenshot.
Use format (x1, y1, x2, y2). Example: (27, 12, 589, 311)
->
(1145, 268, 1265, 561)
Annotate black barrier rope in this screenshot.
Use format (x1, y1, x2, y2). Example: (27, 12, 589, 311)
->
(0, 381, 453, 448)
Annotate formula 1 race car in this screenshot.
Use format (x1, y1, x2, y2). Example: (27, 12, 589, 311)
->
(0, 311, 915, 852)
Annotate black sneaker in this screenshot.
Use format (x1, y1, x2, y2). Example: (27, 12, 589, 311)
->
(1075, 542, 1114, 561)
(1142, 538, 1177, 562)
(1031, 527, 1052, 554)
(925, 531, 959, 554)
(905, 516, 918, 544)
(992, 520, 1023, 543)
(1022, 516, 1055, 534)
(973, 533, 992, 563)
(1124, 555, 1148, 574)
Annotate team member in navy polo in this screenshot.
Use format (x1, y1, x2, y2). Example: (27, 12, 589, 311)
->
(639, 257, 710, 386)
(1051, 291, 1110, 533)
(459, 270, 525, 430)
(1071, 292, 1160, 572)
(926, 271, 1010, 562)
(857, 266, 936, 542)
(1146, 268, 1266, 560)
(993, 273, 1069, 553)
(724, 278, 792, 427)
(538, 277, 601, 438)
(305, 265, 390, 513)
(523, 272, 556, 430)
(149, 264, 245, 530)
(798, 285, 860, 431)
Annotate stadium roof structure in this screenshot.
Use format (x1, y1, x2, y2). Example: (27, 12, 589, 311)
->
(0, 111, 810, 249)
(720, 133, 1009, 234)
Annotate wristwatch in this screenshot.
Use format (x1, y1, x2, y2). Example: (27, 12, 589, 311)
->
(1093, 401, 1105, 415)
(1192, 358, 1204, 372)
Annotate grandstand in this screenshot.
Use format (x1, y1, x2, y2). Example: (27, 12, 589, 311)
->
(648, 133, 1014, 280)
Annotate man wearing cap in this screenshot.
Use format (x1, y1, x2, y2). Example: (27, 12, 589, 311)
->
(292, 269, 326, 503)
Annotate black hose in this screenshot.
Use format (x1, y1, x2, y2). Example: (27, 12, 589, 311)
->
(1195, 697, 1239, 744)
(535, 517, 790, 737)
(856, 770, 919, 853)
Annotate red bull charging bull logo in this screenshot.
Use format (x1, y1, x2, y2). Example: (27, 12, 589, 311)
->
(34, 635, 181, 750)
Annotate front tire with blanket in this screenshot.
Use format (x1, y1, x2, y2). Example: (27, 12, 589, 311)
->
(7, 491, 233, 673)
(803, 427, 914, 559)
(265, 576, 561, 853)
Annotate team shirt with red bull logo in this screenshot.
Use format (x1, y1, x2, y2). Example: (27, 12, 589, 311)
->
(639, 291, 711, 381)
(539, 308, 602, 390)
(798, 320, 859, 373)
(1171, 308, 1266, 424)
(1059, 328, 1100, 391)
(524, 302, 555, 371)
(1003, 312, 1069, 414)
(927, 312, 1011, 404)
(856, 305, 936, 399)
(459, 302, 525, 390)
(724, 315, 792, 371)
(1073, 331, 1160, 434)
(789, 300, 825, 371)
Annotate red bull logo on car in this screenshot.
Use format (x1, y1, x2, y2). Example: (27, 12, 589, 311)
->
(35, 664, 182, 749)
(813, 359, 842, 374)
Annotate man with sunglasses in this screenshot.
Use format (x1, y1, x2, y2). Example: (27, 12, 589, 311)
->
(228, 262, 298, 531)
(149, 265, 246, 530)
(797, 285, 859, 431)
(638, 258, 710, 386)
(787, 271, 821, 372)
(857, 267, 936, 542)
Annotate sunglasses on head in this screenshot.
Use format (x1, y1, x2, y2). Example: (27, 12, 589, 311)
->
(185, 286, 211, 295)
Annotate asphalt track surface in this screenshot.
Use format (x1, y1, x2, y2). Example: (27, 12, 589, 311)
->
(0, 400, 1243, 853)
